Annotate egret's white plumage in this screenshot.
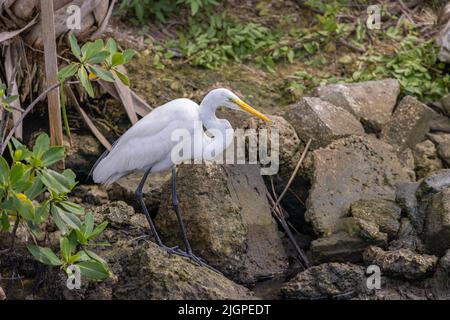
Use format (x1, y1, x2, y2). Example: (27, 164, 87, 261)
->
(92, 88, 269, 185)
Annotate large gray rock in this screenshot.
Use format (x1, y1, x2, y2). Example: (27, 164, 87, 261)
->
(396, 182, 421, 230)
(412, 140, 443, 180)
(156, 164, 289, 284)
(428, 133, 450, 166)
(280, 263, 366, 300)
(424, 187, 450, 256)
(280, 97, 364, 149)
(350, 199, 401, 240)
(381, 96, 435, 151)
(314, 79, 400, 132)
(389, 218, 424, 253)
(430, 249, 450, 300)
(416, 169, 450, 200)
(363, 246, 437, 280)
(305, 135, 411, 236)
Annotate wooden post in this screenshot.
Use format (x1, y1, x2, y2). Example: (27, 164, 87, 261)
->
(40, 0, 63, 147)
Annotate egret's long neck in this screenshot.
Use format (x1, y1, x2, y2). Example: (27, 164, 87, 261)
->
(199, 94, 234, 160)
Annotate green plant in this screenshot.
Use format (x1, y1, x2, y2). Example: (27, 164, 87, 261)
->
(0, 82, 18, 113)
(57, 35, 136, 139)
(0, 133, 109, 280)
(350, 31, 450, 102)
(118, 0, 219, 22)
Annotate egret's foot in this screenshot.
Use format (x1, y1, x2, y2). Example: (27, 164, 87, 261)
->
(160, 245, 184, 255)
(186, 253, 222, 274)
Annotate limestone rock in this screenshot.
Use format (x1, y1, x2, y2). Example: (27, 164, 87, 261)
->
(350, 199, 401, 239)
(305, 135, 411, 236)
(156, 164, 289, 284)
(428, 133, 450, 166)
(424, 187, 450, 256)
(280, 263, 366, 300)
(280, 97, 364, 149)
(314, 79, 400, 132)
(363, 246, 437, 280)
(381, 96, 435, 151)
(412, 140, 443, 180)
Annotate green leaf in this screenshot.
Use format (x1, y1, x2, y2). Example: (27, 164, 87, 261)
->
(111, 52, 125, 67)
(113, 70, 130, 86)
(0, 157, 9, 185)
(9, 163, 24, 184)
(76, 260, 109, 280)
(89, 65, 115, 82)
(123, 49, 136, 63)
(84, 249, 107, 265)
(59, 201, 84, 216)
(78, 66, 95, 98)
(35, 201, 50, 222)
(41, 147, 65, 167)
(13, 194, 35, 221)
(75, 228, 88, 245)
(58, 63, 79, 81)
(87, 51, 110, 64)
(25, 176, 44, 200)
(40, 169, 71, 194)
(88, 221, 108, 240)
(54, 205, 82, 230)
(106, 38, 117, 54)
(33, 133, 50, 157)
(84, 212, 94, 236)
(69, 35, 82, 60)
(60, 237, 72, 262)
(1, 211, 10, 231)
(83, 39, 104, 61)
(27, 245, 63, 266)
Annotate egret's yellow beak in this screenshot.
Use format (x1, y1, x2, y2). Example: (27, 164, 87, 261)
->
(232, 98, 271, 122)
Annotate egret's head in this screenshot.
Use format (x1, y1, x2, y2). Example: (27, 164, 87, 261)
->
(208, 88, 271, 122)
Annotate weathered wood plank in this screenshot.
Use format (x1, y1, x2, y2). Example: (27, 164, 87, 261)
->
(40, 0, 63, 146)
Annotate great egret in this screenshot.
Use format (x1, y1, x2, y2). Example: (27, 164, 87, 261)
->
(92, 88, 270, 269)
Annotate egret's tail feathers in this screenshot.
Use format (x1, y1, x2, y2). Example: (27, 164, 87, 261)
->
(92, 154, 127, 186)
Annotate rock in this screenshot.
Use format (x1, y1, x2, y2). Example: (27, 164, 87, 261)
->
(64, 133, 103, 181)
(363, 246, 437, 280)
(0, 286, 5, 300)
(381, 96, 435, 151)
(412, 140, 443, 180)
(428, 133, 450, 166)
(280, 263, 366, 300)
(305, 135, 411, 236)
(280, 97, 364, 149)
(396, 182, 421, 231)
(41, 240, 254, 300)
(439, 94, 450, 115)
(73, 184, 109, 205)
(359, 277, 430, 300)
(346, 218, 388, 245)
(156, 164, 289, 284)
(310, 231, 384, 264)
(107, 171, 171, 212)
(91, 201, 149, 243)
(430, 114, 450, 133)
(314, 79, 400, 132)
(424, 187, 450, 256)
(416, 169, 450, 200)
(389, 218, 424, 252)
(244, 115, 312, 183)
(430, 249, 450, 300)
(350, 200, 401, 240)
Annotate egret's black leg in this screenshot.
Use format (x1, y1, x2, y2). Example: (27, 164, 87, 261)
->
(136, 167, 164, 246)
(171, 167, 220, 273)
(171, 167, 193, 254)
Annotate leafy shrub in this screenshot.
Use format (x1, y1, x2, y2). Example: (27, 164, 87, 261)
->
(117, 0, 219, 22)
(0, 133, 109, 280)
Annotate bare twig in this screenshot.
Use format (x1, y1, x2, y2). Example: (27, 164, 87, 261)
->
(338, 38, 366, 53)
(271, 139, 312, 212)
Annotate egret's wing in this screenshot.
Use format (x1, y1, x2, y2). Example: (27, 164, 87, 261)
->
(92, 99, 200, 184)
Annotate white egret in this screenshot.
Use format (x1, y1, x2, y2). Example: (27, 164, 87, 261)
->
(91, 88, 270, 269)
